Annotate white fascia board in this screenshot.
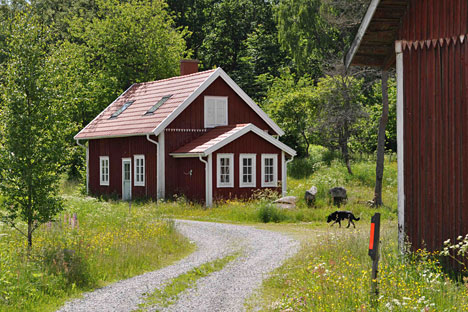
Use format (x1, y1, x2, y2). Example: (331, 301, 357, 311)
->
(170, 153, 203, 158)
(344, 0, 381, 69)
(75, 132, 153, 141)
(74, 83, 136, 140)
(204, 124, 296, 156)
(152, 68, 285, 137)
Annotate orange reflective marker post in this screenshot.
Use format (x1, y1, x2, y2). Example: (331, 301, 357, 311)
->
(369, 213, 381, 307)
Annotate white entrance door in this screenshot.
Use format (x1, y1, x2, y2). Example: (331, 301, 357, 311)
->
(122, 158, 132, 201)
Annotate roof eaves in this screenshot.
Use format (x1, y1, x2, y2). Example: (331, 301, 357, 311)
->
(345, 0, 381, 69)
(203, 124, 296, 156)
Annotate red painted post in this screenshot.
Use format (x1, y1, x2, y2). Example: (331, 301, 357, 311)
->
(369, 213, 381, 306)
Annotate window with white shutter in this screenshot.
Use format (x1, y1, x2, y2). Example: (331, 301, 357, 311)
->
(204, 96, 228, 128)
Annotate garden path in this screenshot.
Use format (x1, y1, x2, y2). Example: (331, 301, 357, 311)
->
(57, 220, 299, 312)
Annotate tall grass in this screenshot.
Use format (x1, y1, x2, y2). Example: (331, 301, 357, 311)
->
(0, 191, 194, 312)
(252, 224, 468, 311)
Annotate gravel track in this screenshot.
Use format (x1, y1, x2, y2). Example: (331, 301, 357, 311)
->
(57, 220, 299, 312)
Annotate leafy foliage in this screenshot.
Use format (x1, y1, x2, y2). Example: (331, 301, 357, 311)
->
(0, 10, 66, 246)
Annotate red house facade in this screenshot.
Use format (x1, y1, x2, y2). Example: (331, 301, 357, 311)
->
(75, 61, 295, 206)
(346, 0, 468, 255)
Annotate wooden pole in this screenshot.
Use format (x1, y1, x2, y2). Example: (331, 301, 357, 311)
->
(369, 213, 381, 307)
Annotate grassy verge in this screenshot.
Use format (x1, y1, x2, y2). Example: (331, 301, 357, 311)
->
(247, 222, 468, 311)
(0, 188, 195, 312)
(155, 159, 398, 224)
(137, 253, 239, 311)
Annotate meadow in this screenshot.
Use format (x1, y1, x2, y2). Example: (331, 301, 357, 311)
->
(0, 186, 194, 312)
(1, 151, 467, 311)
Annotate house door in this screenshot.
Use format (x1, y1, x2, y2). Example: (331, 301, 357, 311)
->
(122, 158, 132, 201)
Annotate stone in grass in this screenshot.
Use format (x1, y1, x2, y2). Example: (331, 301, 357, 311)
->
(304, 186, 318, 207)
(329, 186, 348, 207)
(273, 196, 297, 210)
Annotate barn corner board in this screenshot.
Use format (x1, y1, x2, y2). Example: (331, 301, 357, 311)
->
(75, 60, 296, 206)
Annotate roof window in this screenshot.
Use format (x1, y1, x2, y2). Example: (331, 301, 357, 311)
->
(110, 101, 134, 119)
(145, 95, 172, 115)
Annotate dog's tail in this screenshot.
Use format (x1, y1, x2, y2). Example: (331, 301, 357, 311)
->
(353, 216, 360, 221)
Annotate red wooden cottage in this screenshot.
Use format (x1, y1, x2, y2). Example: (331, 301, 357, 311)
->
(75, 60, 296, 206)
(346, 0, 468, 255)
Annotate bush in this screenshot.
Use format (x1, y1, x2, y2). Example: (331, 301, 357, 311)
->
(41, 246, 93, 288)
(257, 204, 286, 223)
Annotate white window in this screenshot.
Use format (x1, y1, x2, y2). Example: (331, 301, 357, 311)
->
(204, 96, 228, 128)
(134, 155, 145, 186)
(261, 154, 278, 187)
(100, 156, 109, 186)
(239, 154, 256, 188)
(217, 153, 234, 188)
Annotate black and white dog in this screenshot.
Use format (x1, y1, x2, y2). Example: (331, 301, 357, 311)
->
(326, 211, 360, 228)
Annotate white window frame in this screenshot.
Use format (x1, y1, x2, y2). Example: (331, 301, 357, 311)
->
(261, 154, 278, 187)
(99, 156, 110, 186)
(204, 96, 228, 128)
(134, 155, 145, 187)
(217, 153, 234, 188)
(239, 154, 256, 188)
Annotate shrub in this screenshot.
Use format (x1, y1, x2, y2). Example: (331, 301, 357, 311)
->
(41, 246, 93, 288)
(257, 204, 286, 223)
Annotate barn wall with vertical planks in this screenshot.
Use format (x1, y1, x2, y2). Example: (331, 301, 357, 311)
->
(402, 36, 468, 255)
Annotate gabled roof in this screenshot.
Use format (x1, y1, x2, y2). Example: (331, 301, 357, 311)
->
(171, 124, 296, 157)
(345, 0, 409, 69)
(75, 68, 284, 140)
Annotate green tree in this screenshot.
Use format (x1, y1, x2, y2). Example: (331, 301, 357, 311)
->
(313, 75, 366, 174)
(262, 70, 315, 156)
(55, 0, 187, 178)
(0, 10, 66, 247)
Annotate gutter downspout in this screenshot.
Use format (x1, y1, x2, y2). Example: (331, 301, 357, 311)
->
(283, 155, 294, 196)
(198, 154, 212, 207)
(76, 139, 89, 195)
(396, 40, 405, 254)
(146, 134, 162, 201)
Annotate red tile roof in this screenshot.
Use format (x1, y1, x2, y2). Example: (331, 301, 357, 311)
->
(172, 124, 249, 154)
(75, 69, 216, 139)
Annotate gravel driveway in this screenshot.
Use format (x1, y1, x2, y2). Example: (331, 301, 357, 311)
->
(57, 220, 299, 312)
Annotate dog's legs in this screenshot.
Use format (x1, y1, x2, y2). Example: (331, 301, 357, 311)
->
(346, 218, 351, 228)
(350, 220, 355, 228)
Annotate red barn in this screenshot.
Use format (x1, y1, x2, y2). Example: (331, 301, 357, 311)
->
(75, 60, 295, 206)
(346, 0, 468, 255)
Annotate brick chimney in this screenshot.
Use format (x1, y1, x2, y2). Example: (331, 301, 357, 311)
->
(180, 59, 199, 76)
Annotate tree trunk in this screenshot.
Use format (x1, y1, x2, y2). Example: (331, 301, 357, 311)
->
(373, 70, 389, 206)
(27, 221, 33, 248)
(342, 122, 353, 175)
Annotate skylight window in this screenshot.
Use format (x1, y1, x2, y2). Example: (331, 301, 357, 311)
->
(110, 100, 134, 119)
(145, 95, 172, 115)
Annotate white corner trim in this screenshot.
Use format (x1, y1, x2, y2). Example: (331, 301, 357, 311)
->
(261, 154, 278, 187)
(74, 83, 136, 140)
(152, 68, 284, 137)
(396, 40, 405, 254)
(216, 153, 234, 188)
(133, 154, 145, 187)
(158, 131, 165, 199)
(345, 0, 381, 68)
(239, 154, 256, 188)
(204, 124, 296, 156)
(99, 156, 110, 186)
